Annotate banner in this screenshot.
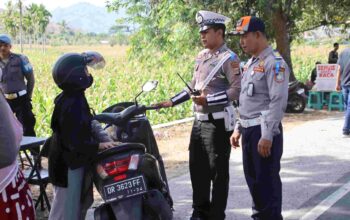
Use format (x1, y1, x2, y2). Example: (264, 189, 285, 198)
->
(315, 64, 338, 91)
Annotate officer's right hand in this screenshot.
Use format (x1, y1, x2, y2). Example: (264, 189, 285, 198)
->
(99, 141, 118, 150)
(230, 131, 241, 149)
(152, 100, 173, 109)
(335, 84, 341, 92)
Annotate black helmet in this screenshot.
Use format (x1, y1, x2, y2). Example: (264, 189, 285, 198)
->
(52, 51, 105, 91)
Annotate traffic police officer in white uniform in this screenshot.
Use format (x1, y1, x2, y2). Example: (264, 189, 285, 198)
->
(155, 10, 241, 220)
(230, 16, 289, 220)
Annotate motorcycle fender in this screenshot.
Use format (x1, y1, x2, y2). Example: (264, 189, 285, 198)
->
(144, 189, 173, 220)
(110, 196, 143, 220)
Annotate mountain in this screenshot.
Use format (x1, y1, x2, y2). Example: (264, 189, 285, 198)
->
(51, 2, 126, 34)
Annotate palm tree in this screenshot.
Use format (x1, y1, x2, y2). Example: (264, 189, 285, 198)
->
(25, 3, 51, 50)
(23, 12, 35, 48)
(26, 3, 40, 45)
(36, 4, 52, 52)
(1, 1, 20, 41)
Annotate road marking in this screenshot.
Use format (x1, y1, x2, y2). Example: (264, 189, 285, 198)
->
(300, 180, 350, 220)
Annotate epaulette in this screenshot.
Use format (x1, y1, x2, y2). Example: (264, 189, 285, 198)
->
(197, 49, 209, 59)
(273, 50, 282, 60)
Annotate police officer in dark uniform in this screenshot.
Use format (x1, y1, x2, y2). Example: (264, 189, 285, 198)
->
(0, 34, 36, 137)
(154, 10, 241, 220)
(230, 16, 289, 220)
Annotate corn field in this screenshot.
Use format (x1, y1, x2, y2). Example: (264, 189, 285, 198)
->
(11, 43, 339, 137)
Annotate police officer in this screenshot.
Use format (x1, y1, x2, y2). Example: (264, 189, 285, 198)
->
(328, 42, 339, 64)
(230, 16, 289, 220)
(154, 10, 241, 220)
(0, 34, 36, 137)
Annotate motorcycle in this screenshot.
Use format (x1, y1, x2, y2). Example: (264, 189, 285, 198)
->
(286, 81, 307, 113)
(92, 81, 173, 220)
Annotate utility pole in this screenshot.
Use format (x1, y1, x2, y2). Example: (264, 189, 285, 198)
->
(19, 0, 23, 53)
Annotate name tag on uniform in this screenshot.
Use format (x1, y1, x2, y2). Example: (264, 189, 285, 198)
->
(253, 66, 264, 73)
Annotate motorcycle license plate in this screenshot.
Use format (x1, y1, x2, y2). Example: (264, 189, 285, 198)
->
(103, 176, 147, 203)
(297, 88, 305, 94)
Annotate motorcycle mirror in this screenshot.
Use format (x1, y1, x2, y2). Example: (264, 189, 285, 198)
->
(135, 80, 158, 105)
(142, 80, 158, 92)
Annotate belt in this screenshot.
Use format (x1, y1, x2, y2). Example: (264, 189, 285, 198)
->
(195, 111, 225, 121)
(240, 117, 261, 128)
(4, 90, 27, 100)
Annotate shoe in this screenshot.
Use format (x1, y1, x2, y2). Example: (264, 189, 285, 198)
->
(190, 218, 203, 220)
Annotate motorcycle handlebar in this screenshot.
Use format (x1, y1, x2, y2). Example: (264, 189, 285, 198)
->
(144, 106, 162, 111)
(94, 104, 162, 126)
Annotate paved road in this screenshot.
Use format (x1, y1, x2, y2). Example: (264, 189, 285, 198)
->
(168, 114, 350, 220)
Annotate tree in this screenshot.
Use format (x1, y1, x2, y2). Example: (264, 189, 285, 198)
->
(0, 2, 51, 50)
(58, 20, 73, 44)
(1, 1, 20, 40)
(25, 3, 51, 48)
(108, 0, 350, 81)
(36, 4, 52, 51)
(241, 0, 350, 81)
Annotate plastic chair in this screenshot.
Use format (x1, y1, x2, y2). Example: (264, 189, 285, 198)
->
(307, 91, 323, 110)
(328, 91, 344, 111)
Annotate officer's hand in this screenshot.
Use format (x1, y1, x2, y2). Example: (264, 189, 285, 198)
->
(258, 138, 272, 158)
(336, 84, 341, 92)
(230, 131, 241, 149)
(191, 95, 207, 106)
(99, 141, 118, 150)
(152, 101, 173, 109)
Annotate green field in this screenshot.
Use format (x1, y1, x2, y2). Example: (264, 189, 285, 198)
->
(11, 43, 342, 137)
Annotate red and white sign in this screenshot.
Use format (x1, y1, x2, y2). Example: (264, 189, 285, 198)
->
(315, 64, 339, 91)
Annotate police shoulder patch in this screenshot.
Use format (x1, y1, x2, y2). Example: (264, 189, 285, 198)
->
(274, 66, 285, 83)
(19, 55, 33, 74)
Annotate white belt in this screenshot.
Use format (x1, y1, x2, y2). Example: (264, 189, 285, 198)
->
(240, 117, 261, 128)
(4, 90, 27, 100)
(195, 111, 226, 121)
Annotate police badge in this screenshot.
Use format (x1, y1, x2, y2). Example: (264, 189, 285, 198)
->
(196, 13, 203, 24)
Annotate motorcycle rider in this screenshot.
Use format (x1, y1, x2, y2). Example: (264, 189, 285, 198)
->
(48, 52, 116, 220)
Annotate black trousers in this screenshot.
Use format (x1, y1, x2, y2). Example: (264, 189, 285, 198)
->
(241, 124, 283, 220)
(7, 94, 37, 154)
(189, 118, 232, 220)
(7, 94, 36, 136)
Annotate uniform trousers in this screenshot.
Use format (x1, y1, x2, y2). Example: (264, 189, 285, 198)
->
(189, 117, 232, 220)
(6, 94, 36, 137)
(241, 124, 283, 220)
(7, 94, 39, 157)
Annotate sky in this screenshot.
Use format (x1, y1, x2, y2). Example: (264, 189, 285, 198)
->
(0, 0, 108, 10)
